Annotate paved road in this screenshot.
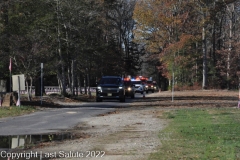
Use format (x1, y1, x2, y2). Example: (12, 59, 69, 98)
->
(0, 92, 152, 136)
(0, 107, 116, 136)
(0, 92, 156, 136)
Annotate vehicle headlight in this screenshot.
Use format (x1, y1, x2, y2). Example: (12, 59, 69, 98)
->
(127, 87, 131, 91)
(154, 87, 156, 89)
(119, 86, 123, 89)
(97, 86, 102, 92)
(151, 85, 153, 87)
(146, 86, 148, 88)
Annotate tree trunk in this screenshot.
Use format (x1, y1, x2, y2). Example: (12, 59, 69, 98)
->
(78, 75, 82, 94)
(202, 19, 207, 89)
(29, 77, 33, 101)
(68, 65, 71, 94)
(26, 79, 30, 101)
(75, 74, 78, 96)
(84, 75, 87, 94)
(212, 23, 216, 66)
(227, 3, 234, 89)
(195, 42, 198, 83)
(57, 71, 63, 94)
(56, 0, 66, 96)
(71, 60, 75, 96)
(87, 69, 91, 98)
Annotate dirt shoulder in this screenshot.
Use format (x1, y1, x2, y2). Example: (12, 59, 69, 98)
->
(28, 90, 239, 160)
(130, 89, 238, 108)
(30, 107, 168, 160)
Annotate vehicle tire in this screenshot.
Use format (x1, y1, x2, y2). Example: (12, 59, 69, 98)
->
(131, 93, 135, 99)
(141, 91, 143, 94)
(152, 90, 154, 93)
(120, 96, 125, 102)
(146, 90, 148, 94)
(96, 98, 102, 102)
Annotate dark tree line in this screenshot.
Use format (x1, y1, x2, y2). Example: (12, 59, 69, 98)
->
(0, 0, 144, 98)
(2, 0, 237, 98)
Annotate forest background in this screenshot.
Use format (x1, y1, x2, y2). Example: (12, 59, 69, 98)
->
(0, 0, 239, 98)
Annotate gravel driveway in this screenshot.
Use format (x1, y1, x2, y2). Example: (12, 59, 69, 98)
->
(29, 107, 168, 160)
(27, 90, 238, 160)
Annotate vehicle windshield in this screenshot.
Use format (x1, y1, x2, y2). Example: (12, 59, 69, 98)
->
(100, 78, 121, 85)
(124, 81, 132, 86)
(131, 81, 142, 85)
(147, 81, 153, 84)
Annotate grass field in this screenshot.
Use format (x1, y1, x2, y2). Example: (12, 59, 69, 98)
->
(0, 106, 36, 118)
(150, 108, 240, 160)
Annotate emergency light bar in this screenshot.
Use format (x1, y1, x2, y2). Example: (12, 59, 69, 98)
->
(124, 77, 131, 81)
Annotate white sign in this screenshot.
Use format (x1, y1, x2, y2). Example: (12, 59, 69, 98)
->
(12, 74, 25, 91)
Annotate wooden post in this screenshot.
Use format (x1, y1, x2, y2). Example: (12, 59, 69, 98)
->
(17, 76, 21, 107)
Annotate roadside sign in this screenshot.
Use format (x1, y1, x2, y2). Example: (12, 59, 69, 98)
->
(12, 74, 25, 91)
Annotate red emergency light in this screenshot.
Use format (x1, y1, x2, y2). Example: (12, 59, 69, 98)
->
(124, 77, 131, 81)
